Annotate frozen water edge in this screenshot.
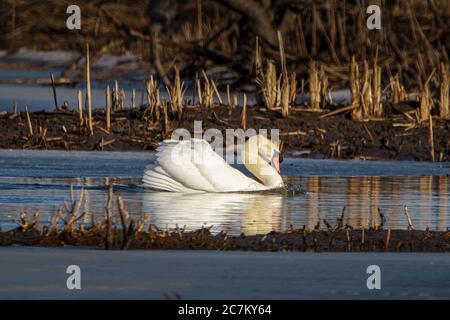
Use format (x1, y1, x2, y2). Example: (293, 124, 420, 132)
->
(0, 246, 449, 299)
(0, 149, 448, 178)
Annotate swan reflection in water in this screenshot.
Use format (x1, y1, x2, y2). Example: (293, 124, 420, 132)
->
(142, 190, 286, 235)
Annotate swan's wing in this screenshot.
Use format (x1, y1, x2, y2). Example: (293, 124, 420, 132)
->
(143, 139, 258, 192)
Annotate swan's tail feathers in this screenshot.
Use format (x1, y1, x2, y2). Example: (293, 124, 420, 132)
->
(143, 165, 195, 193)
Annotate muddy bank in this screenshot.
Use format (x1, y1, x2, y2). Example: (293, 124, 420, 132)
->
(1, 195, 449, 253)
(0, 105, 449, 161)
(2, 221, 449, 253)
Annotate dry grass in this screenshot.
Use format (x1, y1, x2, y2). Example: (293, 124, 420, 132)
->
(350, 57, 384, 120)
(2, 192, 449, 252)
(440, 63, 449, 119)
(166, 67, 187, 118)
(1, 0, 448, 93)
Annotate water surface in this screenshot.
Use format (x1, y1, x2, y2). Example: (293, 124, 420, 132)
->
(0, 150, 448, 234)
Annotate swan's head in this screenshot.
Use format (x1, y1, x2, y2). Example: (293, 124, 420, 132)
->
(245, 135, 282, 175)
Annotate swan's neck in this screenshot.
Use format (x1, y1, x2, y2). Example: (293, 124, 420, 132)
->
(241, 145, 284, 188)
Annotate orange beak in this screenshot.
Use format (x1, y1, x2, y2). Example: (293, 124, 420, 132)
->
(272, 155, 281, 174)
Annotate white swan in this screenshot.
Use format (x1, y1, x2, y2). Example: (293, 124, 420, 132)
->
(142, 135, 284, 193)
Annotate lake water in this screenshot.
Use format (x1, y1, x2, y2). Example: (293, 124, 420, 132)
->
(0, 150, 448, 234)
(0, 49, 351, 111)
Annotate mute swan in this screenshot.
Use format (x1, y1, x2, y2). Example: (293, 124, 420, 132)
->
(143, 135, 284, 192)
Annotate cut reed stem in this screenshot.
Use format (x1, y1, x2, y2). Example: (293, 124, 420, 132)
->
(25, 105, 33, 136)
(440, 62, 449, 119)
(105, 85, 111, 131)
(50, 72, 58, 110)
(241, 93, 247, 129)
(85, 43, 93, 135)
(403, 206, 415, 230)
(428, 115, 435, 162)
(114, 80, 119, 110)
(77, 89, 83, 126)
(131, 88, 136, 109)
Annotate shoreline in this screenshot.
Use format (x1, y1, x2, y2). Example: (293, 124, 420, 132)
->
(3, 220, 449, 253)
(1, 247, 450, 299)
(1, 105, 449, 162)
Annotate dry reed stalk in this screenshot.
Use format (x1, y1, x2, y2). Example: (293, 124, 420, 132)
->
(350, 56, 362, 120)
(104, 183, 113, 249)
(378, 208, 386, 230)
(372, 60, 382, 117)
(233, 95, 238, 109)
(131, 88, 136, 109)
(13, 102, 17, 115)
(196, 78, 203, 106)
(278, 31, 291, 118)
(289, 71, 297, 105)
(166, 67, 187, 117)
(348, 57, 382, 119)
(117, 196, 129, 240)
(77, 89, 83, 126)
(154, 97, 161, 122)
(114, 80, 119, 110)
(361, 60, 372, 118)
(403, 206, 415, 230)
(384, 228, 391, 250)
(241, 93, 247, 129)
(419, 82, 432, 122)
(162, 101, 170, 135)
(337, 206, 346, 229)
(281, 76, 290, 117)
(120, 89, 125, 109)
(428, 115, 435, 162)
(278, 31, 287, 76)
(61, 188, 86, 234)
(18, 210, 40, 232)
(439, 62, 449, 119)
(156, 87, 161, 107)
(390, 75, 407, 104)
(319, 66, 329, 107)
(319, 104, 358, 119)
(203, 71, 214, 108)
(105, 85, 111, 131)
(345, 229, 351, 251)
(309, 60, 321, 110)
(256, 60, 278, 109)
(226, 84, 231, 107)
(50, 72, 58, 110)
(25, 105, 33, 135)
(85, 43, 93, 135)
(117, 196, 135, 250)
(211, 80, 222, 105)
(146, 76, 159, 115)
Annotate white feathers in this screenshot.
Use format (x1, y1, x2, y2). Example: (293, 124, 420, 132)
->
(143, 139, 259, 192)
(142, 138, 283, 193)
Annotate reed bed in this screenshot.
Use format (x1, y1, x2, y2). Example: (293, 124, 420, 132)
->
(1, 82, 449, 162)
(1, 192, 449, 252)
(1, 1, 449, 138)
(2, 0, 448, 91)
(1, 23, 449, 160)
